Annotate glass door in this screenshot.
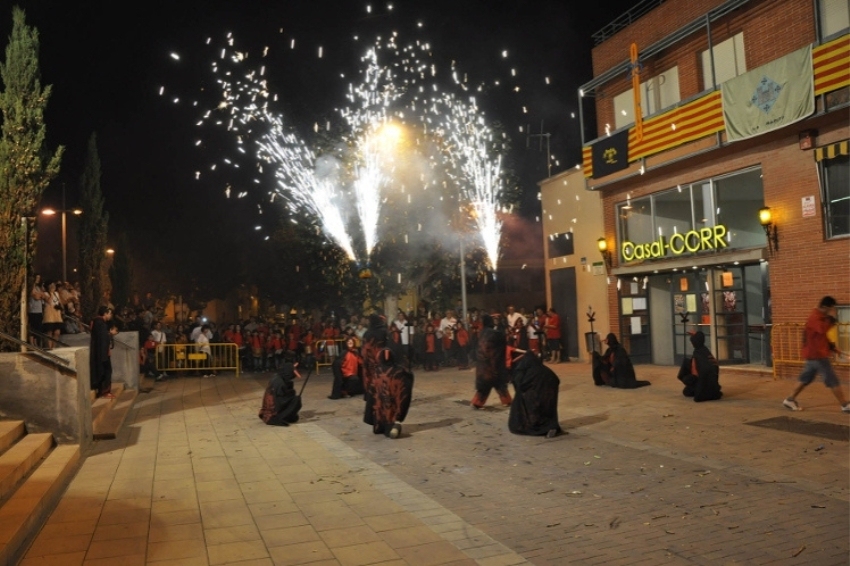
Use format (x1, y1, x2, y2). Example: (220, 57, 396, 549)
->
(671, 269, 711, 366)
(713, 266, 748, 364)
(618, 278, 651, 364)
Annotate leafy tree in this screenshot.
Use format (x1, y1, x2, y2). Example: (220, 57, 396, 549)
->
(76, 133, 108, 322)
(0, 6, 63, 348)
(108, 231, 132, 310)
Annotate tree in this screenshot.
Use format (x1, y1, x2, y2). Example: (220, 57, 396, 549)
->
(77, 133, 108, 322)
(0, 6, 63, 349)
(108, 231, 132, 310)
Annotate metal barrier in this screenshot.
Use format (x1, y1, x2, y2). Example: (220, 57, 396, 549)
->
(771, 322, 850, 380)
(156, 343, 240, 377)
(314, 338, 347, 374)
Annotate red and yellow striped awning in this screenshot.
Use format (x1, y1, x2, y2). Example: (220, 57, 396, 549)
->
(583, 33, 849, 179)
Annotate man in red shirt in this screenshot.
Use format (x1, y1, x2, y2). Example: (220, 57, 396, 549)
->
(544, 308, 562, 364)
(783, 296, 849, 412)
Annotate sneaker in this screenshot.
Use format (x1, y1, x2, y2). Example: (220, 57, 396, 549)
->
(783, 398, 802, 411)
(389, 423, 401, 439)
(842, 404, 850, 414)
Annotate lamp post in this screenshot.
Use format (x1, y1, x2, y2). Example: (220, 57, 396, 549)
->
(41, 186, 82, 282)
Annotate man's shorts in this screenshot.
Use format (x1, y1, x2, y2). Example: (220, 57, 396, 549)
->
(798, 358, 839, 388)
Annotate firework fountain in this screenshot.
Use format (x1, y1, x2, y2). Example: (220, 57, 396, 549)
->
(174, 26, 509, 273)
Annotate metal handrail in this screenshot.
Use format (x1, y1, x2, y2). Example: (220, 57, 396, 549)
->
(29, 328, 70, 348)
(0, 329, 72, 367)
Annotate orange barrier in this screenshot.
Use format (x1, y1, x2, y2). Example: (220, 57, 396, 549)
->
(771, 322, 849, 380)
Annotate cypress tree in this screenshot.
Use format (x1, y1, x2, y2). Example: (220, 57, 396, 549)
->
(77, 132, 108, 322)
(0, 6, 63, 348)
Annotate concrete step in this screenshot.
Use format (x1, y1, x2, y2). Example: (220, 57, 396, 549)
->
(0, 430, 81, 564)
(92, 386, 137, 440)
(0, 433, 53, 502)
(0, 421, 25, 455)
(90, 383, 126, 433)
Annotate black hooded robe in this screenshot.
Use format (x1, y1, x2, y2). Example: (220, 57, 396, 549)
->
(89, 316, 112, 396)
(364, 349, 414, 436)
(677, 333, 722, 402)
(472, 316, 512, 405)
(592, 333, 650, 388)
(259, 364, 302, 426)
(508, 353, 562, 436)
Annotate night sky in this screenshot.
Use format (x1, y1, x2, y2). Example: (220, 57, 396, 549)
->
(2, 0, 637, 290)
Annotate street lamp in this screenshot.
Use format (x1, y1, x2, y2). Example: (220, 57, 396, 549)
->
(41, 205, 82, 282)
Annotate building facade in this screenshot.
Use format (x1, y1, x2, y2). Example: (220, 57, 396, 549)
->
(575, 0, 849, 369)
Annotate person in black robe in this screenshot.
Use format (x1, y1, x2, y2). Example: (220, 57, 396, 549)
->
(508, 351, 562, 437)
(362, 314, 388, 423)
(592, 333, 651, 388)
(363, 348, 414, 438)
(471, 314, 513, 408)
(259, 363, 302, 426)
(677, 331, 723, 402)
(90, 306, 115, 398)
(329, 338, 365, 399)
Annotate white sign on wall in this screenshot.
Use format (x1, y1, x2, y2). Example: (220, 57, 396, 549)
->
(802, 195, 816, 218)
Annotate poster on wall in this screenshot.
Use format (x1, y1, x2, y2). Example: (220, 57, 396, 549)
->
(674, 294, 685, 314)
(630, 317, 642, 335)
(802, 195, 816, 218)
(622, 298, 634, 315)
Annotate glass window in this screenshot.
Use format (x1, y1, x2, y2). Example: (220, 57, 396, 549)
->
(653, 186, 693, 256)
(837, 306, 850, 357)
(613, 67, 681, 130)
(714, 169, 766, 249)
(701, 33, 746, 89)
(547, 232, 575, 258)
(819, 0, 850, 40)
(692, 181, 715, 230)
(823, 154, 849, 238)
(617, 196, 653, 248)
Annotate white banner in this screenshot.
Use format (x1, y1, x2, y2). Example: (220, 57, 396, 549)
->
(722, 45, 814, 142)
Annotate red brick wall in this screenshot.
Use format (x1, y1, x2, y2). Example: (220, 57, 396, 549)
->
(591, 0, 817, 138)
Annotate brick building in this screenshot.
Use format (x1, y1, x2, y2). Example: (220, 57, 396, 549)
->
(571, 0, 849, 368)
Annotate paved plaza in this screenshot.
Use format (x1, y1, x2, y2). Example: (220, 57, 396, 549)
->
(21, 360, 849, 565)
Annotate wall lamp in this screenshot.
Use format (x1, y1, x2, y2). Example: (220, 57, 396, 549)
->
(597, 237, 612, 271)
(759, 206, 779, 254)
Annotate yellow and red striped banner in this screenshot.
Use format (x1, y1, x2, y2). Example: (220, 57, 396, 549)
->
(583, 33, 849, 178)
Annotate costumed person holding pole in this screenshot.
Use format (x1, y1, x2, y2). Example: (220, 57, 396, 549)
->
(471, 314, 512, 408)
(364, 348, 414, 438)
(259, 363, 303, 426)
(592, 333, 651, 388)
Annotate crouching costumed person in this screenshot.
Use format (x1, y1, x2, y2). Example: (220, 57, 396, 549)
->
(508, 350, 563, 438)
(329, 337, 365, 399)
(592, 333, 651, 388)
(677, 331, 722, 402)
(471, 314, 512, 408)
(259, 363, 302, 426)
(364, 348, 414, 439)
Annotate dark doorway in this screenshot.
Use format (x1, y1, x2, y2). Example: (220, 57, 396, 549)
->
(550, 267, 579, 360)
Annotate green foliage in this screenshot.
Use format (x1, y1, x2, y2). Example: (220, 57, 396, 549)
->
(0, 6, 63, 348)
(76, 133, 108, 322)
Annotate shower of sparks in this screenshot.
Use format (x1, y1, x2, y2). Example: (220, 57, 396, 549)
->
(176, 19, 521, 274)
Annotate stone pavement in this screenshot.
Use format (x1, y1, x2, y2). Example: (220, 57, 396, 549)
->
(20, 360, 849, 566)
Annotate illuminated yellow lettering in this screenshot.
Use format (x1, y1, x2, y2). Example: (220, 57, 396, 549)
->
(622, 242, 635, 262)
(650, 237, 663, 257)
(713, 225, 728, 248)
(700, 227, 713, 250)
(634, 243, 645, 260)
(685, 231, 701, 253)
(669, 233, 685, 254)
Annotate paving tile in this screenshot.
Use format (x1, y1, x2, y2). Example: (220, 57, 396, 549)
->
(19, 551, 86, 566)
(147, 536, 209, 561)
(329, 540, 400, 566)
(25, 533, 92, 557)
(207, 540, 270, 565)
(267, 540, 335, 565)
(204, 524, 262, 545)
(84, 535, 147, 560)
(91, 521, 149, 541)
(149, 521, 205, 543)
(261, 524, 322, 548)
